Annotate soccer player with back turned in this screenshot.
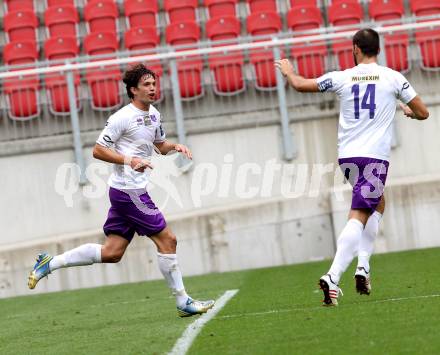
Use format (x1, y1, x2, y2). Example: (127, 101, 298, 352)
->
(28, 64, 215, 317)
(276, 29, 429, 306)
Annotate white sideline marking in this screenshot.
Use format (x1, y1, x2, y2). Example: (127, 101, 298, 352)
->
(217, 293, 440, 320)
(169, 289, 239, 355)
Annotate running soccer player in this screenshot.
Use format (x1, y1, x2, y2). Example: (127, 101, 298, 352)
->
(28, 64, 215, 317)
(275, 29, 429, 306)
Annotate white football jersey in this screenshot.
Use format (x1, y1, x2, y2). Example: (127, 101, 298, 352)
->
(317, 63, 417, 160)
(96, 103, 166, 189)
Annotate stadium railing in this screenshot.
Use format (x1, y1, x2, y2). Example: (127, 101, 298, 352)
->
(1, 17, 440, 175)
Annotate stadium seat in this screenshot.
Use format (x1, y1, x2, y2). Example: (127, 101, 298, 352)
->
(84, 32, 122, 109)
(289, 0, 319, 6)
(369, 0, 409, 72)
(206, 16, 245, 94)
(125, 27, 163, 101)
(287, 5, 327, 78)
(328, 1, 363, 70)
(44, 37, 81, 114)
(124, 0, 158, 29)
(410, 0, 440, 16)
(409, 0, 440, 69)
(3, 42, 40, 120)
(164, 0, 198, 24)
(247, 0, 277, 13)
(204, 0, 238, 19)
(4, 10, 39, 44)
(44, 5, 79, 39)
(44, 36, 79, 60)
(84, 0, 119, 35)
(247, 11, 282, 89)
(4, 0, 35, 12)
(166, 22, 203, 99)
(415, 30, 440, 69)
(46, 0, 76, 6)
(369, 0, 404, 22)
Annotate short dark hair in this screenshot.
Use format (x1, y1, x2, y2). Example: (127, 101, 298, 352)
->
(353, 28, 380, 57)
(122, 64, 156, 99)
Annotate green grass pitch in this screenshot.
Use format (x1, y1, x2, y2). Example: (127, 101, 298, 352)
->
(1, 248, 439, 355)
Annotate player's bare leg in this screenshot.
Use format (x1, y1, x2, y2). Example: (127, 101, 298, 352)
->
(150, 226, 215, 317)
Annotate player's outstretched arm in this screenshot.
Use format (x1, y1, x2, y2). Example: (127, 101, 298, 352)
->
(154, 141, 192, 159)
(400, 96, 429, 120)
(93, 143, 153, 172)
(274, 59, 320, 93)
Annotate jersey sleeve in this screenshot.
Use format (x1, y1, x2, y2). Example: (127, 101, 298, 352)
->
(96, 115, 125, 148)
(316, 71, 345, 93)
(394, 72, 417, 104)
(154, 122, 166, 143)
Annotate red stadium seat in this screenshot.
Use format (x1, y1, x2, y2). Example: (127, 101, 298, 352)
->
(369, 0, 404, 22)
(415, 30, 440, 69)
(3, 42, 40, 120)
(369, 0, 409, 72)
(166, 22, 203, 99)
(124, 0, 158, 29)
(410, 0, 440, 69)
(125, 27, 163, 101)
(4, 10, 39, 43)
(164, 0, 198, 24)
(247, 0, 277, 13)
(287, 5, 326, 78)
(205, 0, 238, 19)
(84, 0, 119, 35)
(4, 0, 34, 11)
(125, 26, 160, 50)
(411, 0, 440, 16)
(45, 36, 79, 60)
(44, 37, 81, 114)
(46, 0, 76, 6)
(247, 11, 282, 89)
(84, 32, 122, 109)
(206, 16, 245, 94)
(289, 0, 319, 6)
(328, 1, 363, 70)
(44, 5, 79, 39)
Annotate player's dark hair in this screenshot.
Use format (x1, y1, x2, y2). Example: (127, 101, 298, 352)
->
(353, 28, 380, 57)
(123, 64, 156, 99)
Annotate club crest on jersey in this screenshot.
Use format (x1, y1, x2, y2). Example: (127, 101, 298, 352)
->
(142, 114, 152, 126)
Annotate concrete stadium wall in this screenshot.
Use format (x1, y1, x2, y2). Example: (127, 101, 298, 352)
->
(0, 104, 439, 298)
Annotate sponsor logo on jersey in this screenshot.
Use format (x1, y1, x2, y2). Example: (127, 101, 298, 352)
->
(402, 82, 410, 90)
(351, 75, 380, 82)
(150, 114, 157, 122)
(318, 78, 333, 92)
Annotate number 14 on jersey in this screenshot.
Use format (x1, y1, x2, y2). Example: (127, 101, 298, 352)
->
(351, 84, 376, 119)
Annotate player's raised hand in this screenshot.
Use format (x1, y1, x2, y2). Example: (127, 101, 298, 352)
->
(174, 144, 192, 160)
(399, 102, 416, 119)
(274, 59, 294, 77)
(130, 156, 154, 172)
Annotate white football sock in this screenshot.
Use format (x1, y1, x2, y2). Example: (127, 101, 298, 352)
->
(157, 253, 189, 307)
(328, 219, 364, 284)
(49, 243, 102, 271)
(357, 211, 382, 272)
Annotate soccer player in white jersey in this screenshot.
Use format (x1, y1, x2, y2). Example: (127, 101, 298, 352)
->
(28, 64, 215, 317)
(276, 29, 429, 306)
